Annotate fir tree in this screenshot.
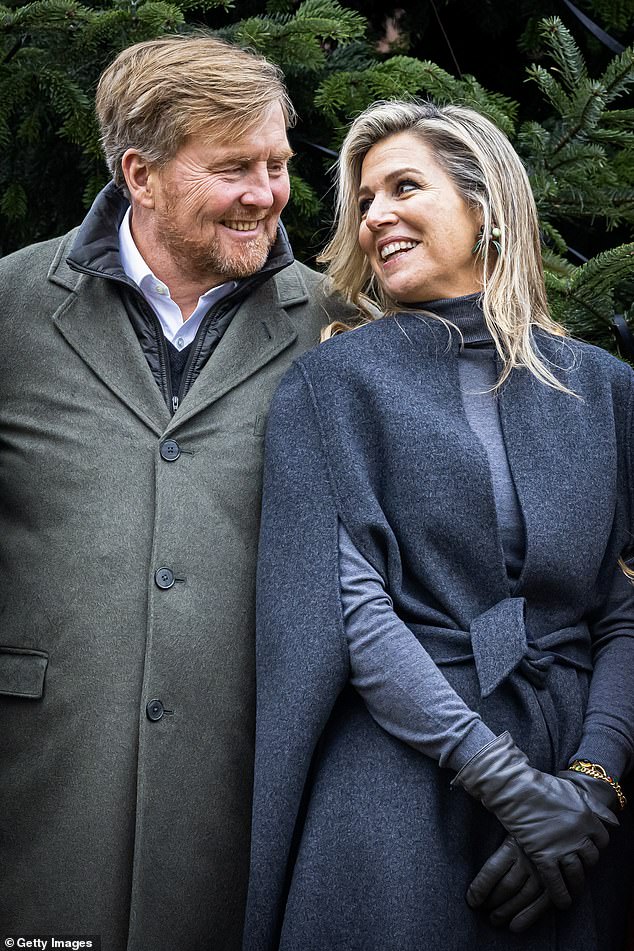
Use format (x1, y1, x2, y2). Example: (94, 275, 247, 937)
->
(518, 18, 634, 350)
(300, 13, 634, 354)
(0, 0, 233, 250)
(0, 0, 632, 356)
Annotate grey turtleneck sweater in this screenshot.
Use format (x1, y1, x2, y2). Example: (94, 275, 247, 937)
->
(339, 294, 633, 774)
(451, 295, 525, 584)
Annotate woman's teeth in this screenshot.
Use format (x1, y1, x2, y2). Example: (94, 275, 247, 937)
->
(380, 240, 417, 261)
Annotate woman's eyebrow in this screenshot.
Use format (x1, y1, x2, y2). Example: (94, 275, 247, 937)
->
(359, 166, 423, 193)
(384, 166, 422, 179)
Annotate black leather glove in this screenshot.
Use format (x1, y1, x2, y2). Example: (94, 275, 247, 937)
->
(453, 733, 619, 910)
(467, 835, 551, 933)
(559, 769, 621, 814)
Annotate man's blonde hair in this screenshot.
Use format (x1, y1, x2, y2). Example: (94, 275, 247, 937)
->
(95, 35, 295, 189)
(319, 99, 572, 393)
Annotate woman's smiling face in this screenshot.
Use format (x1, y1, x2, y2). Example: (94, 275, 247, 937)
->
(358, 131, 484, 303)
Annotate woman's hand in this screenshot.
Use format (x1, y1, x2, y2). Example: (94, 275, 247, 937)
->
(453, 733, 619, 909)
(467, 835, 551, 932)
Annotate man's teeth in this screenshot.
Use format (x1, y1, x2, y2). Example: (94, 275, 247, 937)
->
(224, 221, 259, 231)
(380, 240, 417, 261)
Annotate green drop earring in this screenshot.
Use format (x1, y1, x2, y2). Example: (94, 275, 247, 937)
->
(472, 226, 502, 256)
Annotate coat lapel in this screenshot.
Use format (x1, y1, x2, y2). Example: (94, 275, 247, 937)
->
(498, 363, 616, 607)
(162, 266, 302, 434)
(49, 231, 303, 437)
(50, 234, 170, 434)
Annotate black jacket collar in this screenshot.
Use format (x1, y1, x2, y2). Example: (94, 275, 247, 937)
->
(66, 180, 295, 293)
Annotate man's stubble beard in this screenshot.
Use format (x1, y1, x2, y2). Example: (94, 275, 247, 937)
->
(158, 198, 276, 285)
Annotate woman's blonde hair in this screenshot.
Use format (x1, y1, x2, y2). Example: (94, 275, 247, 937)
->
(319, 99, 570, 391)
(96, 35, 295, 191)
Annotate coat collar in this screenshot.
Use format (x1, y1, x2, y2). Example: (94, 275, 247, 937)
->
(64, 180, 295, 286)
(48, 184, 304, 435)
(302, 314, 619, 630)
(50, 229, 172, 434)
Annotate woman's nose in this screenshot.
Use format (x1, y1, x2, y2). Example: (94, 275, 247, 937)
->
(364, 196, 398, 231)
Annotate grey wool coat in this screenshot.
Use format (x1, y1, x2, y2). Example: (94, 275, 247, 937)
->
(0, 223, 347, 950)
(245, 314, 634, 951)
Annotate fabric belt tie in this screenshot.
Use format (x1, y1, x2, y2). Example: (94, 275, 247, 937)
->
(469, 597, 591, 697)
(408, 597, 592, 699)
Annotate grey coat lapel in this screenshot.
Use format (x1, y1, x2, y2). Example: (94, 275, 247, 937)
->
(162, 265, 304, 434)
(49, 230, 304, 437)
(50, 232, 170, 435)
(499, 361, 616, 615)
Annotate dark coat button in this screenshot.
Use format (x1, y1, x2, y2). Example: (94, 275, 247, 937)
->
(146, 699, 164, 721)
(160, 440, 181, 461)
(155, 567, 175, 589)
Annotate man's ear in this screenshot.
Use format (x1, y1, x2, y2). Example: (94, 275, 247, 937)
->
(121, 149, 157, 209)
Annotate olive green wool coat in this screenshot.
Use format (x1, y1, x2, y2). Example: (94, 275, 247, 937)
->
(0, 228, 341, 950)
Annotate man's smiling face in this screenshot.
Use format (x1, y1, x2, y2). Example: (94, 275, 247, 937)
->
(145, 101, 292, 286)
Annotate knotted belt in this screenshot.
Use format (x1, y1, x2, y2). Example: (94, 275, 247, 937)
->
(409, 597, 593, 699)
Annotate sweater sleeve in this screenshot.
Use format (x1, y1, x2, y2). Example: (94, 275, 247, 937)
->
(569, 559, 634, 780)
(340, 520, 496, 772)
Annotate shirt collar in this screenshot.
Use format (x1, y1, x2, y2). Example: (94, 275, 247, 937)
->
(118, 208, 155, 289)
(118, 208, 238, 304)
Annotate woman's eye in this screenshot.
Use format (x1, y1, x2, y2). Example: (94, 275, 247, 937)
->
(358, 198, 372, 217)
(397, 179, 418, 195)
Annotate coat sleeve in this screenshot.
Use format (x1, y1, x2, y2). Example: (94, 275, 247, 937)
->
(570, 559, 634, 779)
(569, 367, 634, 781)
(244, 361, 348, 951)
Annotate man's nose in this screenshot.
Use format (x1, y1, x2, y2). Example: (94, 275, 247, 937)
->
(240, 169, 275, 208)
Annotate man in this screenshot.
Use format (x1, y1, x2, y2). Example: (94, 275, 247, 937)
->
(0, 36, 351, 951)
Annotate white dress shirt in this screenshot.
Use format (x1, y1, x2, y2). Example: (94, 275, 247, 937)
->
(118, 209, 237, 351)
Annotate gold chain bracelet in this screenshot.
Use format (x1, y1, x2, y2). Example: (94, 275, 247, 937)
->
(567, 760, 627, 810)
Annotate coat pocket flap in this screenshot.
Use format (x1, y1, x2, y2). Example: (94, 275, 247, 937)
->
(0, 647, 49, 698)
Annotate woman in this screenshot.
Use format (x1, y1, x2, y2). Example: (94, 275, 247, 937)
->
(243, 101, 634, 950)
